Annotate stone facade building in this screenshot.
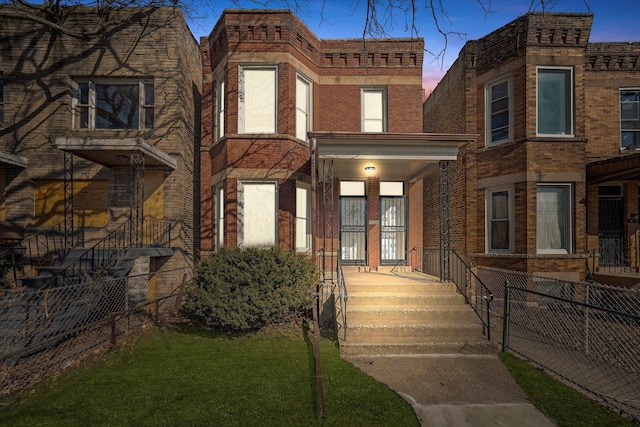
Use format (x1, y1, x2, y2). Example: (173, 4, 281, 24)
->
(0, 6, 201, 273)
(423, 12, 640, 287)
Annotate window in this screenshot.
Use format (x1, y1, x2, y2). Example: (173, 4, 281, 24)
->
(216, 79, 225, 141)
(296, 183, 311, 252)
(621, 89, 640, 149)
(238, 66, 277, 134)
(0, 79, 4, 127)
(486, 188, 514, 252)
(537, 67, 573, 136)
(239, 181, 277, 247)
(216, 185, 224, 250)
(340, 181, 366, 196)
(537, 184, 573, 254)
(362, 87, 386, 132)
(75, 80, 153, 130)
(296, 74, 311, 141)
(486, 76, 513, 145)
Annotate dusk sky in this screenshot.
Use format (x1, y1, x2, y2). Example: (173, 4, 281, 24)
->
(186, 0, 640, 94)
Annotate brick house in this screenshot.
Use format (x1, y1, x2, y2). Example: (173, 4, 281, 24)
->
(423, 12, 640, 287)
(199, 9, 473, 276)
(0, 6, 201, 283)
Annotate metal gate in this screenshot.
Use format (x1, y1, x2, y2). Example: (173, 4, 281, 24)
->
(380, 196, 406, 264)
(340, 197, 367, 264)
(599, 197, 624, 267)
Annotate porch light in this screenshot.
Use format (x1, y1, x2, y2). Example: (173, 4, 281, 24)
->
(365, 166, 375, 173)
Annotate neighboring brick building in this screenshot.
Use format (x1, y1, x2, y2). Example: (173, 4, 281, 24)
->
(200, 9, 473, 274)
(0, 6, 201, 274)
(423, 12, 640, 286)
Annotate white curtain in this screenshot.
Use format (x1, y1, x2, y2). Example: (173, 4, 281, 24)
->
(242, 183, 276, 247)
(243, 69, 276, 133)
(537, 187, 565, 251)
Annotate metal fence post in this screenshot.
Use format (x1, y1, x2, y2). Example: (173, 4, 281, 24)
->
(502, 280, 510, 353)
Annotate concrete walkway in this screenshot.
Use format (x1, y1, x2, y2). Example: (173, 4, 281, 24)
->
(346, 353, 555, 426)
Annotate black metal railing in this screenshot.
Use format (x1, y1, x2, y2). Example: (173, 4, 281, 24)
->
(141, 219, 172, 247)
(409, 247, 493, 339)
(336, 262, 348, 341)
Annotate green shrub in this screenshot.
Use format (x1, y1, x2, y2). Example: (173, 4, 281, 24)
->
(183, 247, 319, 331)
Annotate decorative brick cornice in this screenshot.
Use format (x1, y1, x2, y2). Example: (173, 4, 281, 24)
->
(585, 43, 640, 71)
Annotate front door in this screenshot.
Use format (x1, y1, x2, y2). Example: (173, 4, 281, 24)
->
(340, 196, 367, 265)
(599, 197, 624, 267)
(380, 196, 406, 264)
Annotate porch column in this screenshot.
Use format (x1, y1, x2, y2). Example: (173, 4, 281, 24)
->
(131, 152, 145, 247)
(63, 151, 74, 248)
(368, 177, 380, 270)
(439, 161, 451, 281)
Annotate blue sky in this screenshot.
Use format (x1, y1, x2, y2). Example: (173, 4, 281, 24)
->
(186, 0, 640, 93)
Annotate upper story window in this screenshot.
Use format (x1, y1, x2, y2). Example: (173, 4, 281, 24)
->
(0, 79, 4, 127)
(238, 66, 277, 134)
(75, 80, 153, 130)
(537, 67, 573, 136)
(621, 89, 640, 149)
(537, 183, 573, 254)
(216, 79, 225, 141)
(296, 74, 312, 141)
(486, 187, 514, 253)
(485, 76, 513, 145)
(362, 87, 386, 132)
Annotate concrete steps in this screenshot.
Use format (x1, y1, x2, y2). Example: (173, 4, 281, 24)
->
(340, 269, 496, 356)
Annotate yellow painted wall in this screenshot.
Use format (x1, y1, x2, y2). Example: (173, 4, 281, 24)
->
(34, 180, 108, 227)
(144, 170, 164, 221)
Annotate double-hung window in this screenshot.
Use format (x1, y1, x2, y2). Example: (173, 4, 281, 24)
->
(486, 76, 513, 145)
(621, 89, 640, 149)
(75, 80, 153, 130)
(0, 79, 4, 127)
(216, 184, 224, 250)
(537, 67, 573, 136)
(238, 180, 278, 247)
(362, 87, 386, 132)
(296, 183, 311, 252)
(537, 184, 573, 254)
(486, 187, 514, 252)
(238, 66, 277, 134)
(296, 74, 311, 141)
(216, 79, 225, 141)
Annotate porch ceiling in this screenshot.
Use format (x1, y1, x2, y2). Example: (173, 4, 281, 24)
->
(0, 151, 28, 169)
(54, 137, 177, 170)
(587, 153, 640, 184)
(310, 131, 476, 180)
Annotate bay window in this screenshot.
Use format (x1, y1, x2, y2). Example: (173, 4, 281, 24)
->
(486, 76, 513, 145)
(238, 180, 277, 247)
(486, 187, 514, 252)
(537, 67, 573, 136)
(238, 66, 277, 134)
(537, 184, 573, 254)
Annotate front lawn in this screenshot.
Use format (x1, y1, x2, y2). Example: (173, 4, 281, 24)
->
(0, 323, 418, 426)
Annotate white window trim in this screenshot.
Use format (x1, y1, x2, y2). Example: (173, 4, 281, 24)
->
(238, 65, 278, 134)
(296, 182, 311, 252)
(485, 75, 513, 146)
(536, 183, 573, 255)
(296, 73, 312, 141)
(72, 78, 153, 130)
(216, 79, 225, 141)
(536, 66, 574, 137)
(237, 180, 278, 248)
(620, 87, 640, 150)
(361, 87, 387, 132)
(215, 184, 224, 250)
(485, 186, 515, 253)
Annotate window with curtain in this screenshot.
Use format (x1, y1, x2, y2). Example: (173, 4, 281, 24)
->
(537, 67, 573, 136)
(296, 184, 310, 251)
(486, 76, 512, 145)
(238, 67, 277, 134)
(621, 89, 640, 149)
(239, 181, 277, 247)
(361, 87, 386, 132)
(487, 188, 513, 252)
(537, 184, 572, 254)
(216, 79, 225, 141)
(296, 75, 311, 141)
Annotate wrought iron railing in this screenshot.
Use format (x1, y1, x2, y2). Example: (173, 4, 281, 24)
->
(336, 262, 348, 341)
(594, 230, 640, 276)
(15, 222, 66, 281)
(409, 247, 493, 339)
(141, 219, 172, 247)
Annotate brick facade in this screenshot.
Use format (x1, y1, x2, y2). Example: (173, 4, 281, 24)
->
(424, 12, 640, 282)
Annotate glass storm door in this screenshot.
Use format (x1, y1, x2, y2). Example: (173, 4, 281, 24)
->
(340, 197, 367, 264)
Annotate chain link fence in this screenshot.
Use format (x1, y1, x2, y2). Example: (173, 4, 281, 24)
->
(476, 266, 640, 422)
(0, 267, 192, 398)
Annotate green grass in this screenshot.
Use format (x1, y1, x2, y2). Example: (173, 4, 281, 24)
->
(500, 352, 636, 427)
(0, 323, 418, 426)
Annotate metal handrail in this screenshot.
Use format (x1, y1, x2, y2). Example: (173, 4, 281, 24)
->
(15, 222, 66, 280)
(336, 262, 348, 341)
